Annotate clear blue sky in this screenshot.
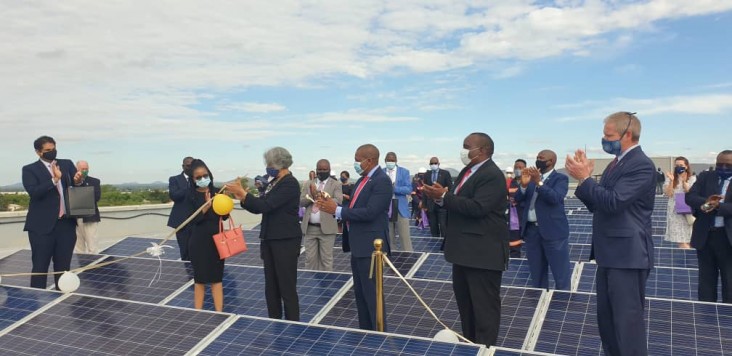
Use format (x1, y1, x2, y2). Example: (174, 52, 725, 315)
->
(1, 1, 731, 185)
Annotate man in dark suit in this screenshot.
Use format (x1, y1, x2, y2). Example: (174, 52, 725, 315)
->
(168, 156, 194, 260)
(318, 144, 393, 331)
(22, 135, 83, 289)
(566, 112, 655, 356)
(422, 156, 452, 238)
(686, 150, 732, 303)
(74, 160, 102, 254)
(514, 150, 571, 290)
(422, 132, 509, 346)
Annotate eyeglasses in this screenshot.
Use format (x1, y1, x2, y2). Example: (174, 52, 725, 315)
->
(194, 174, 210, 180)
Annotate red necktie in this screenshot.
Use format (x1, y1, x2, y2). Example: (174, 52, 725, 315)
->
(349, 177, 370, 208)
(454, 169, 472, 195)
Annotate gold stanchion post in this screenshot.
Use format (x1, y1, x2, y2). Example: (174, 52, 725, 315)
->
(373, 238, 385, 332)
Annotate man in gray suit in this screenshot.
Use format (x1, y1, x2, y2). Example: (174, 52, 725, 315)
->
(300, 159, 343, 271)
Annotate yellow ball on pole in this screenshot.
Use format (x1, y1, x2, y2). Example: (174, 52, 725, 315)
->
(212, 194, 234, 215)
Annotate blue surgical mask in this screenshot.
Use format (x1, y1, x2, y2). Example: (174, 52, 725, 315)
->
(430, 164, 439, 171)
(266, 167, 280, 178)
(196, 177, 211, 188)
(717, 165, 732, 181)
(674, 166, 686, 175)
(601, 138, 622, 156)
(354, 161, 364, 175)
(385, 162, 396, 170)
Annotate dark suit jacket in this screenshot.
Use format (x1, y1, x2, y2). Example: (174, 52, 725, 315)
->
(442, 159, 509, 271)
(423, 169, 453, 211)
(341, 167, 393, 258)
(78, 176, 102, 223)
(686, 171, 732, 249)
(575, 146, 656, 269)
(514, 171, 569, 240)
(168, 173, 193, 228)
(22, 159, 78, 234)
(241, 173, 302, 241)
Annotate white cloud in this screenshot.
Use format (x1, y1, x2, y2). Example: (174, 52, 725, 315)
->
(218, 102, 287, 113)
(555, 93, 732, 122)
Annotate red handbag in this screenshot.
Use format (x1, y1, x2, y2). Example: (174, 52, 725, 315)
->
(212, 216, 247, 259)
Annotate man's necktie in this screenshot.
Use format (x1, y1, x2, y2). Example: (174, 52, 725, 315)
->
(349, 177, 369, 208)
(454, 169, 472, 195)
(606, 157, 619, 172)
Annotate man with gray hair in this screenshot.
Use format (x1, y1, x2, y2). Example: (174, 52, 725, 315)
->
(566, 112, 655, 356)
(75, 160, 102, 254)
(300, 159, 343, 271)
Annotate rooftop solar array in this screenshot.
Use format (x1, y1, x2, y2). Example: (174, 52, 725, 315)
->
(3, 195, 727, 355)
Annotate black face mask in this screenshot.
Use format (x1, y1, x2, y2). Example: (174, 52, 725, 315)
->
(42, 149, 57, 161)
(535, 159, 549, 172)
(317, 172, 330, 182)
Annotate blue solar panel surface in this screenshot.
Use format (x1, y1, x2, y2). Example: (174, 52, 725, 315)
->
(535, 291, 732, 356)
(0, 294, 230, 355)
(0, 250, 103, 288)
(200, 316, 484, 355)
(0, 286, 60, 331)
(319, 278, 542, 350)
(166, 265, 351, 322)
(74, 256, 193, 303)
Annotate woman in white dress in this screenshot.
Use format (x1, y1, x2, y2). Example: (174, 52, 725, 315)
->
(664, 156, 696, 249)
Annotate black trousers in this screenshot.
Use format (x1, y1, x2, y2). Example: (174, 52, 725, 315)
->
(427, 207, 447, 237)
(175, 226, 193, 261)
(351, 256, 387, 331)
(697, 228, 732, 303)
(452, 264, 502, 346)
(28, 218, 77, 289)
(596, 267, 649, 356)
(261, 237, 301, 321)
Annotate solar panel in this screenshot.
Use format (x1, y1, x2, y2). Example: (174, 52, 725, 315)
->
(296, 249, 422, 277)
(165, 265, 351, 322)
(103, 233, 262, 262)
(74, 256, 193, 304)
(568, 232, 592, 245)
(0, 294, 230, 355)
(569, 244, 592, 262)
(575, 263, 714, 301)
(318, 277, 543, 350)
(0, 286, 61, 331)
(198, 316, 485, 355)
(654, 247, 697, 269)
(0, 250, 105, 289)
(410, 238, 444, 253)
(412, 255, 575, 289)
(533, 291, 732, 356)
(491, 348, 558, 356)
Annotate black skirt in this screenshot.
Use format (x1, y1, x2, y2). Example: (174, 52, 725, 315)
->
(188, 191, 225, 284)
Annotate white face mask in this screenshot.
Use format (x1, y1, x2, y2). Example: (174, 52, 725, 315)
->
(430, 164, 439, 171)
(460, 148, 478, 166)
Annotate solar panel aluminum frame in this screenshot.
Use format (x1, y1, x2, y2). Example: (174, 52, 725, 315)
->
(520, 289, 554, 351)
(405, 252, 431, 279)
(570, 261, 587, 293)
(308, 278, 355, 325)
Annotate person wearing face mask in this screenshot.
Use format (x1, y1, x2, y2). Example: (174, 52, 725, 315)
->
(663, 156, 696, 249)
(316, 144, 393, 331)
(565, 112, 655, 356)
(74, 160, 102, 254)
(422, 157, 453, 239)
(186, 159, 227, 312)
(507, 159, 527, 257)
(299, 159, 343, 271)
(340, 171, 353, 206)
(421, 132, 509, 347)
(226, 147, 302, 321)
(514, 150, 571, 290)
(168, 156, 195, 261)
(686, 150, 732, 303)
(22, 135, 83, 289)
(383, 152, 413, 251)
